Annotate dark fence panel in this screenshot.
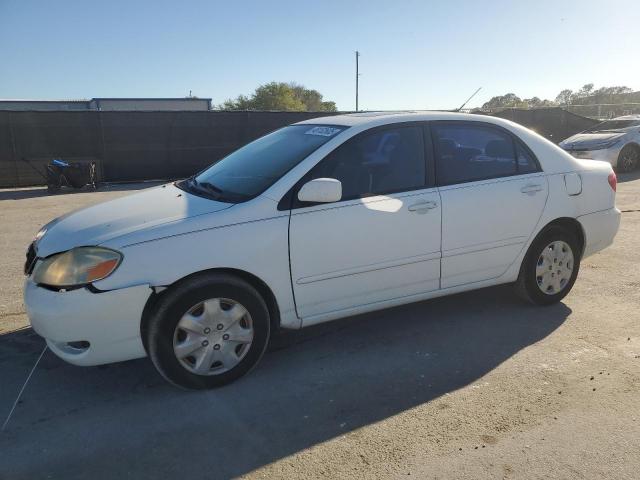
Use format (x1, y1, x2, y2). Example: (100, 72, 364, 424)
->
(0, 110, 342, 187)
(0, 112, 16, 187)
(0, 109, 595, 188)
(7, 111, 102, 186)
(487, 107, 598, 143)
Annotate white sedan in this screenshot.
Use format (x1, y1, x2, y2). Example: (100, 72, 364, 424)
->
(24, 112, 621, 389)
(559, 115, 640, 172)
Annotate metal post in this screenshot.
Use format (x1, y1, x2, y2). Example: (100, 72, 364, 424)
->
(97, 111, 107, 182)
(8, 112, 20, 187)
(355, 51, 360, 112)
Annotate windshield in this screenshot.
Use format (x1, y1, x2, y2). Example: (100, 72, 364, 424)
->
(180, 124, 347, 202)
(585, 119, 640, 133)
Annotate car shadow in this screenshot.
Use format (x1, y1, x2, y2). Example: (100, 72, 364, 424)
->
(0, 285, 570, 479)
(0, 181, 166, 201)
(617, 170, 640, 183)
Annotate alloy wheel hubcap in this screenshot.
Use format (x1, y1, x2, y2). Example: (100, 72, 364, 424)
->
(536, 240, 574, 295)
(172, 298, 254, 375)
(622, 150, 638, 170)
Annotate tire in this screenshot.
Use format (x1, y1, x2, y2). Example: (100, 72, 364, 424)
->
(147, 273, 271, 390)
(515, 226, 581, 306)
(616, 144, 639, 173)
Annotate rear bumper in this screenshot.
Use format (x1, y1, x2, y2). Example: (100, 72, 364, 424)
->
(578, 207, 621, 259)
(24, 280, 151, 366)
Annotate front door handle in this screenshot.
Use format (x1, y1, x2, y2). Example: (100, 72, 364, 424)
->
(408, 200, 438, 213)
(521, 184, 543, 195)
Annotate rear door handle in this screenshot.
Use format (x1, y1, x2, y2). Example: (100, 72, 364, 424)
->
(521, 184, 543, 195)
(408, 200, 438, 213)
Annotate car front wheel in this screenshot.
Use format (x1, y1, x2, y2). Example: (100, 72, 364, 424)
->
(516, 226, 581, 306)
(147, 273, 271, 389)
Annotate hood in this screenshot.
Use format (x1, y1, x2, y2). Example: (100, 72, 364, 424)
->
(35, 183, 233, 257)
(560, 132, 625, 150)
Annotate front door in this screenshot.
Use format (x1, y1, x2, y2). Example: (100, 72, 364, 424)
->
(288, 124, 442, 321)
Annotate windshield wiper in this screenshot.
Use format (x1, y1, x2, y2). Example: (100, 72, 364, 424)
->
(186, 177, 219, 197)
(179, 176, 250, 203)
(197, 181, 224, 195)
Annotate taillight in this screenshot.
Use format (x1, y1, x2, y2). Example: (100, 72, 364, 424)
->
(608, 172, 617, 192)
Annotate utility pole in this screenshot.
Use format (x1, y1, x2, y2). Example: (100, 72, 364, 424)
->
(355, 51, 360, 111)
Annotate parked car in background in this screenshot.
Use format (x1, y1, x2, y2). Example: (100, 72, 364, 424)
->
(24, 112, 620, 389)
(559, 115, 640, 172)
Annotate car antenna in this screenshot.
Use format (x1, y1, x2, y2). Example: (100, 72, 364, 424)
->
(456, 87, 482, 112)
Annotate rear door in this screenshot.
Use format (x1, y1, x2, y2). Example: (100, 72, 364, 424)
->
(432, 121, 548, 288)
(288, 123, 442, 321)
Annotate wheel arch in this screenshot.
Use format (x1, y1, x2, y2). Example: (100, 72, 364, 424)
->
(617, 142, 640, 167)
(140, 268, 281, 353)
(536, 217, 586, 257)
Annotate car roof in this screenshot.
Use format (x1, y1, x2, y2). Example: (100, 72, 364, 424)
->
(294, 111, 513, 128)
(612, 114, 640, 121)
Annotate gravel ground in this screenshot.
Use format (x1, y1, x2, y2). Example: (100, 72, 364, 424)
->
(0, 174, 639, 479)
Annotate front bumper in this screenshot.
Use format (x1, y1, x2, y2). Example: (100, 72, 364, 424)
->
(24, 280, 151, 366)
(578, 207, 621, 259)
(564, 145, 623, 167)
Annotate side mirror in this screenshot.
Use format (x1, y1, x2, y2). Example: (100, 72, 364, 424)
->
(297, 178, 342, 204)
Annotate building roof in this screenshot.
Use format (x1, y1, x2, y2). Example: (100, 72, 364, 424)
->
(0, 99, 89, 103)
(0, 97, 211, 102)
(89, 97, 211, 101)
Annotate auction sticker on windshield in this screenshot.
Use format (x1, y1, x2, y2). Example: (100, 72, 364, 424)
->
(305, 126, 342, 137)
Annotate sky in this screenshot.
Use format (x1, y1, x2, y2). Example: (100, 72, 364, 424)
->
(0, 0, 638, 111)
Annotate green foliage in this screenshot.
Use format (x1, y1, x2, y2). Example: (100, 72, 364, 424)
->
(483, 84, 636, 111)
(522, 97, 555, 108)
(481, 93, 523, 109)
(218, 82, 337, 112)
(555, 89, 573, 105)
(573, 85, 635, 105)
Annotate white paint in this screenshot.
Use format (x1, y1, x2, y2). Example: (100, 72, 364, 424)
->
(439, 173, 548, 288)
(289, 189, 441, 318)
(564, 173, 583, 195)
(297, 178, 342, 203)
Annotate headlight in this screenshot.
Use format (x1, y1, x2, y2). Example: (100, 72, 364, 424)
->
(32, 247, 122, 288)
(590, 138, 624, 150)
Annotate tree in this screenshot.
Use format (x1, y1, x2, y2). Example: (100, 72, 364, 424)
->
(481, 93, 525, 110)
(522, 97, 554, 108)
(219, 94, 251, 110)
(218, 82, 337, 112)
(480, 84, 637, 115)
(576, 83, 594, 98)
(555, 89, 574, 105)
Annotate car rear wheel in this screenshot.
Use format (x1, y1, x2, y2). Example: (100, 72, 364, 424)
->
(147, 273, 271, 389)
(516, 226, 581, 305)
(617, 144, 639, 173)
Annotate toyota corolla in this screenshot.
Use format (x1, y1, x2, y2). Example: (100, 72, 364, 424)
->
(24, 112, 621, 389)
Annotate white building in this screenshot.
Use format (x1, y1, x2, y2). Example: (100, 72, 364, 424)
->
(0, 97, 212, 111)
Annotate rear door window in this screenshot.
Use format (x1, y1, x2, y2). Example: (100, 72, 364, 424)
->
(432, 123, 537, 186)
